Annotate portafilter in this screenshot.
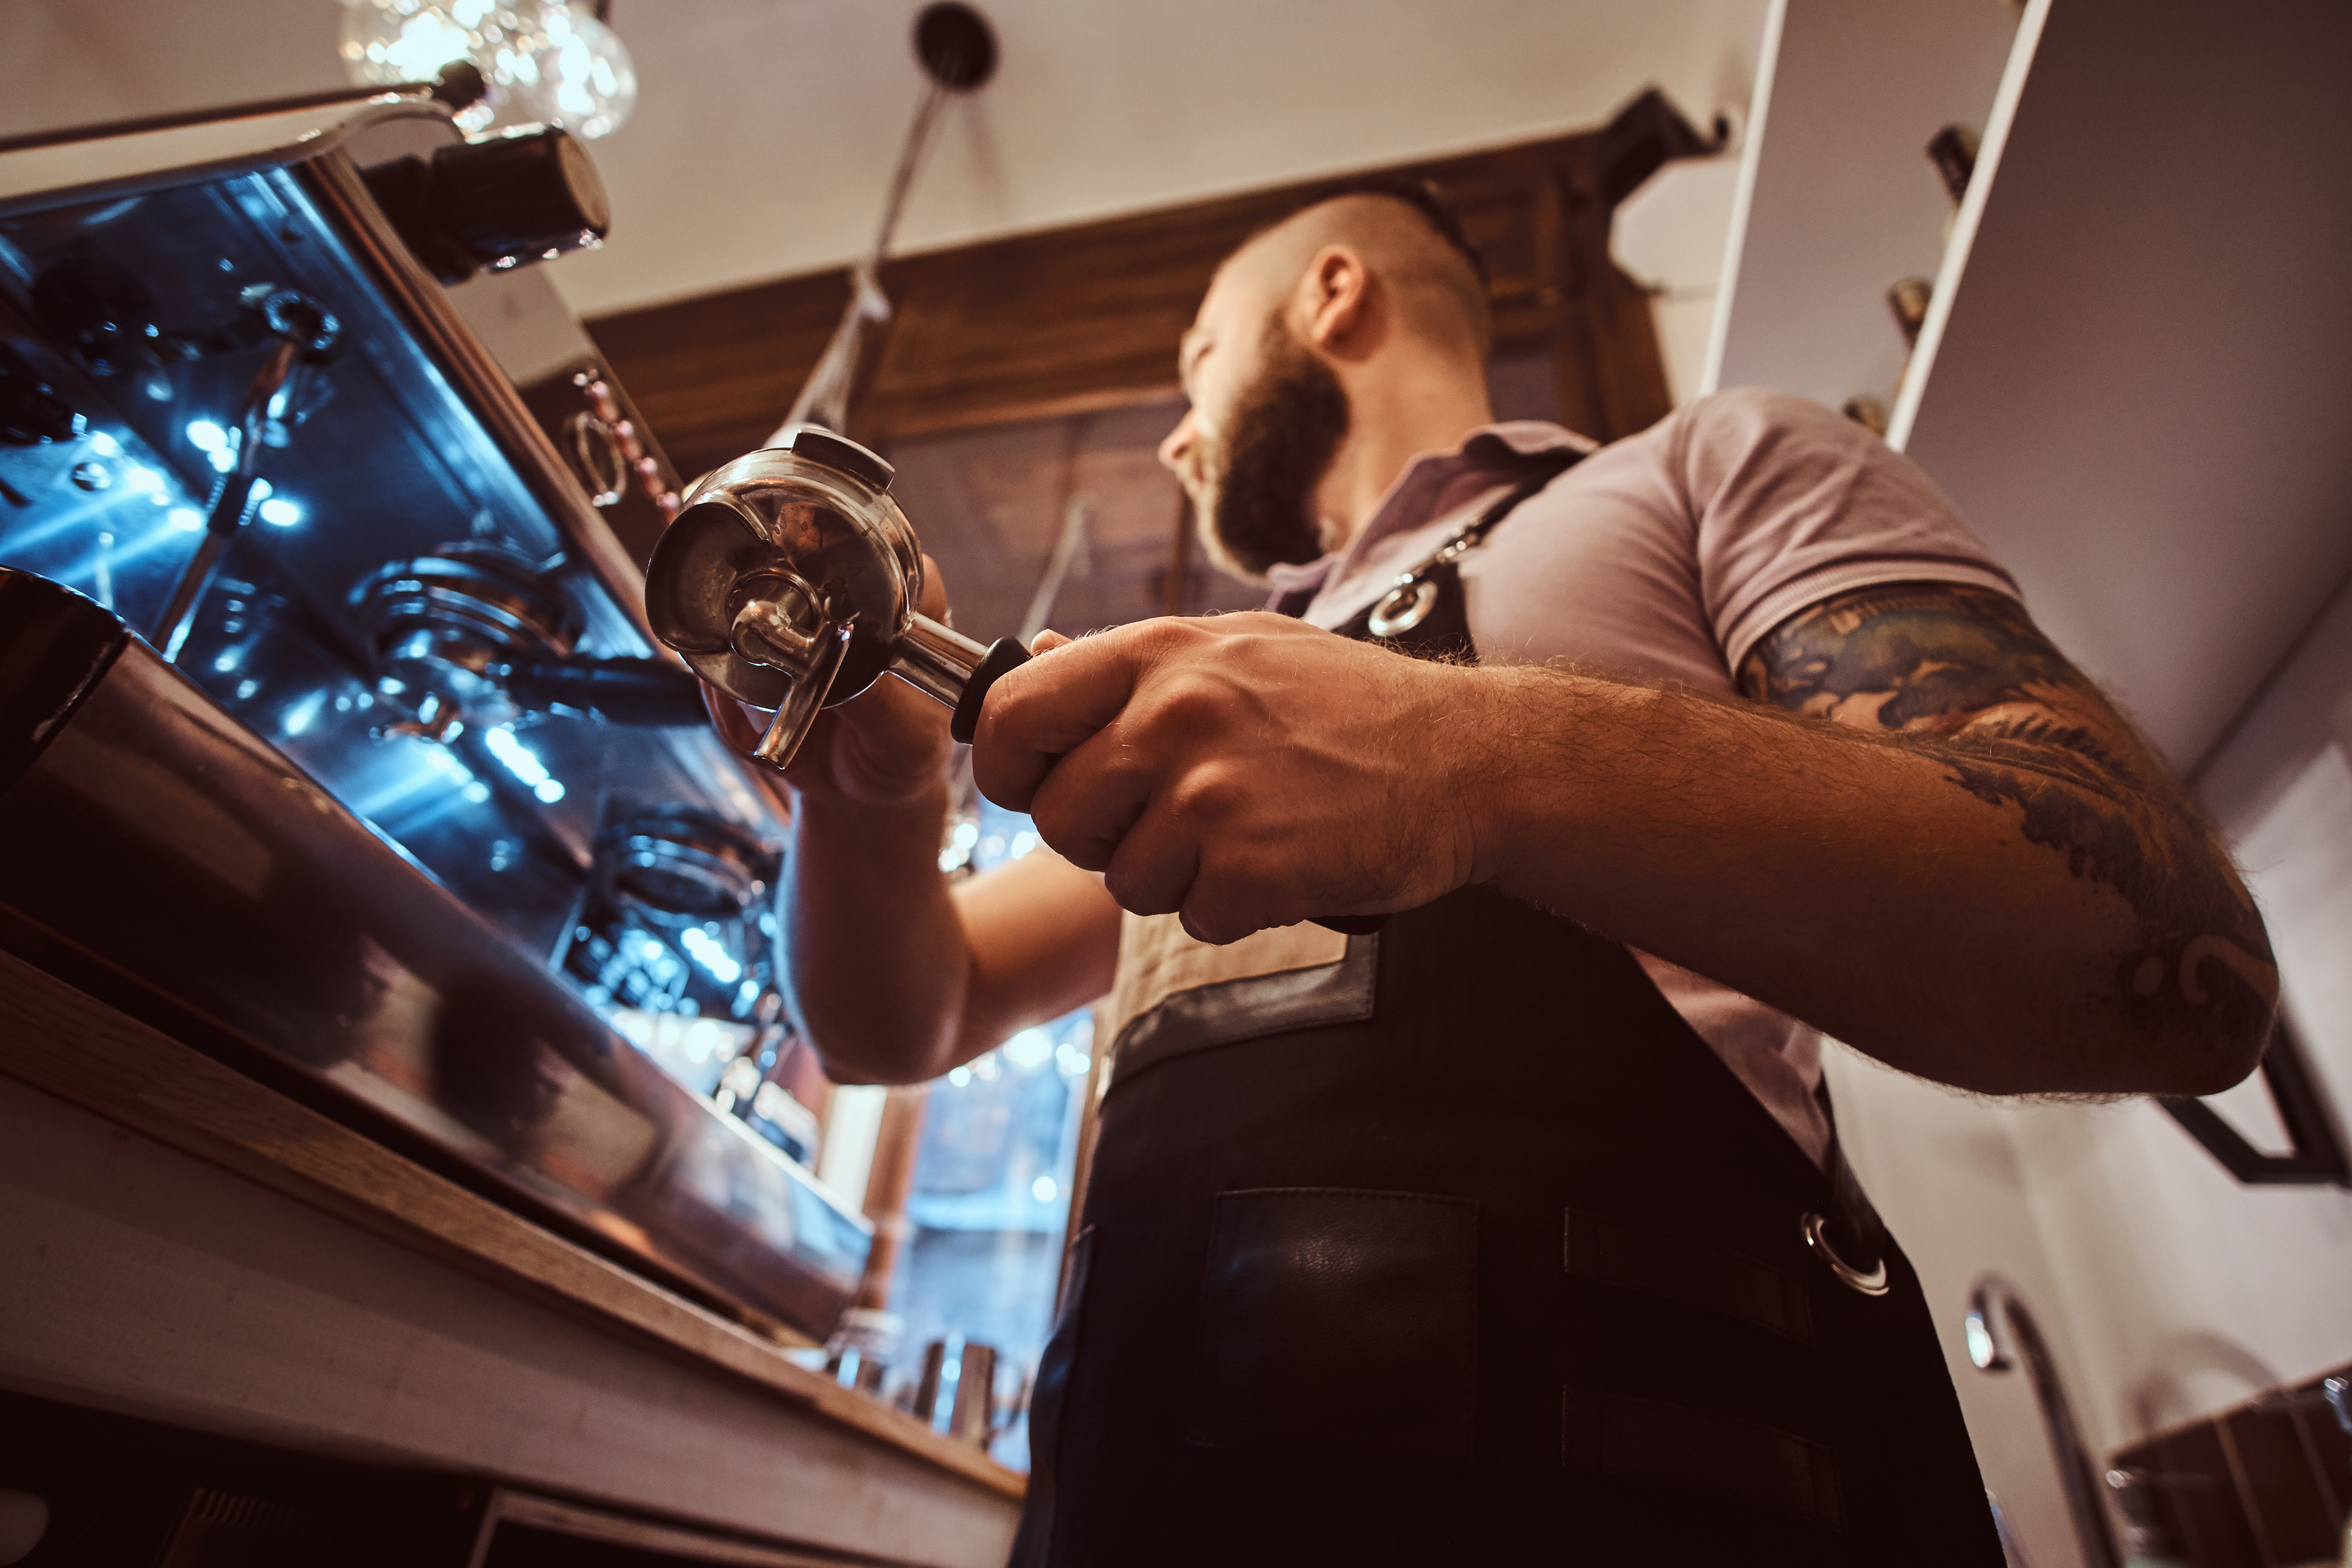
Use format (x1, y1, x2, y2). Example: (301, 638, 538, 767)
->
(643, 426, 1030, 771)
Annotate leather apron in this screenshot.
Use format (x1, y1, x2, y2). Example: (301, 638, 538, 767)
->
(1008, 458, 2004, 1566)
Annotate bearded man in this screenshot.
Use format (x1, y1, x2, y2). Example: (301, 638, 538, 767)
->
(741, 186, 2275, 1565)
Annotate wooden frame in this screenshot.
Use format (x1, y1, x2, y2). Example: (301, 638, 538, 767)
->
(589, 95, 1701, 481)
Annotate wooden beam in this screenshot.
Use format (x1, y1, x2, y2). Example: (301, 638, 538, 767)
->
(588, 124, 1675, 479)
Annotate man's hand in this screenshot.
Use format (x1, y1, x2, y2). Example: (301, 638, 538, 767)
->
(972, 612, 1484, 943)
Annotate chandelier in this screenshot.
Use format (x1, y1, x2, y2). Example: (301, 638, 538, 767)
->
(339, 0, 638, 141)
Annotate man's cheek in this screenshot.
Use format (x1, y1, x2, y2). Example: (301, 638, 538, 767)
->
(1179, 464, 1217, 521)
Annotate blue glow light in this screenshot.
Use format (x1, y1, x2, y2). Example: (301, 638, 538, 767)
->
(168, 507, 203, 531)
(257, 496, 302, 527)
(1003, 1028, 1052, 1069)
(185, 420, 227, 452)
(281, 689, 327, 736)
(482, 724, 565, 803)
(680, 926, 743, 985)
(87, 432, 121, 457)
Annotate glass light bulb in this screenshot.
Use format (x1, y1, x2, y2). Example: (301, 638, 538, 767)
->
(490, 5, 637, 141)
(338, 0, 636, 139)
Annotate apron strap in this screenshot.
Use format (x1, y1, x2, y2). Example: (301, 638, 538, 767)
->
(1275, 444, 1586, 629)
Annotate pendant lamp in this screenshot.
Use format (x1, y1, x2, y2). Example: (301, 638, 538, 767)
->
(340, 0, 639, 141)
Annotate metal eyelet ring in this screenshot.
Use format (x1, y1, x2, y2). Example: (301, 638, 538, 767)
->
(1802, 1210, 1890, 1296)
(566, 410, 627, 507)
(1366, 577, 1438, 638)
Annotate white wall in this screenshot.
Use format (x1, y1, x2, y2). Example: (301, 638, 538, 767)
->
(1823, 1045, 2094, 1568)
(1864, 0, 2352, 1461)
(1828, 636, 2352, 1562)
(1615, 152, 1745, 405)
(1957, 580, 2352, 1494)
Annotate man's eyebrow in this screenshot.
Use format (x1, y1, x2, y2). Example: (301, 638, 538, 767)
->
(1177, 329, 1207, 384)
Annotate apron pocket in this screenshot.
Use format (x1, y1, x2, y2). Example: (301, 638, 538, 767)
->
(1561, 1386, 1843, 1528)
(1184, 1187, 1478, 1467)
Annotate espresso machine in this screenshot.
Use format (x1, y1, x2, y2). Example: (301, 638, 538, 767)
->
(0, 86, 871, 1338)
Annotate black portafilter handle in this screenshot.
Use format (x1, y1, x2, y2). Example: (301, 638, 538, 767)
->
(948, 635, 1031, 745)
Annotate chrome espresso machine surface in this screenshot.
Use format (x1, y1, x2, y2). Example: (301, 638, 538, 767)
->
(0, 92, 870, 1338)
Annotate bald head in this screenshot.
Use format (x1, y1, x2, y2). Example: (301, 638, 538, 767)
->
(1222, 191, 1493, 365)
(1161, 187, 1502, 573)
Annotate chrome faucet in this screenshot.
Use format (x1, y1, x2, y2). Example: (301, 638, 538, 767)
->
(1966, 1277, 2121, 1568)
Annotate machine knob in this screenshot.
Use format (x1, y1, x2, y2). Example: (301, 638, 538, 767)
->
(433, 127, 611, 271)
(363, 127, 610, 285)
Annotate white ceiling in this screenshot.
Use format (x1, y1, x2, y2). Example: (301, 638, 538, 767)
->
(0, 0, 1766, 319)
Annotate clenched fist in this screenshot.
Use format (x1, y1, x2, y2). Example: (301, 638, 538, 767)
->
(971, 612, 1494, 943)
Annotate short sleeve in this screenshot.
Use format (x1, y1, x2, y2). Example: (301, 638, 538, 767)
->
(1673, 389, 2023, 673)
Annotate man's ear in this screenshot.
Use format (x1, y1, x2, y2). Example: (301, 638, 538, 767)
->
(1299, 244, 1372, 351)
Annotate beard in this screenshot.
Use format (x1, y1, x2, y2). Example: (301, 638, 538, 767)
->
(1194, 318, 1350, 582)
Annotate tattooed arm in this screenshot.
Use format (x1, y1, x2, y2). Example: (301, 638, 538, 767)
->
(1455, 580, 2276, 1095)
(1735, 580, 2275, 1086)
(977, 578, 2272, 1095)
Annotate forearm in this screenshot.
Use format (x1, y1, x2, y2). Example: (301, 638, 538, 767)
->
(1463, 667, 2275, 1095)
(781, 779, 972, 1084)
(784, 785, 1124, 1084)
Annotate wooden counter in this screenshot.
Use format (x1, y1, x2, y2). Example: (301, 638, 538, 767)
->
(0, 947, 1023, 1566)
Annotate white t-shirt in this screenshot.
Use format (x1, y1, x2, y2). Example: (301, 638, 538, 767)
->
(1113, 388, 2023, 1166)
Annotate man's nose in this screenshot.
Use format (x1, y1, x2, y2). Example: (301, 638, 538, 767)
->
(1158, 411, 1197, 474)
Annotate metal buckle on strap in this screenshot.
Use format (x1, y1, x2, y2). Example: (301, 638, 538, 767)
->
(1366, 577, 1439, 638)
(1802, 1210, 1889, 1296)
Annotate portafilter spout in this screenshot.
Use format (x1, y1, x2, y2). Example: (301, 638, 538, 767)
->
(643, 426, 1030, 771)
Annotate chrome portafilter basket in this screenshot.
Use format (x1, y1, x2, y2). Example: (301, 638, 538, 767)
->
(568, 810, 781, 1023)
(595, 810, 772, 929)
(643, 426, 1031, 770)
(349, 543, 581, 738)
(351, 542, 708, 732)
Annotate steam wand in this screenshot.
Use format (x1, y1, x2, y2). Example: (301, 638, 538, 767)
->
(155, 287, 340, 661)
